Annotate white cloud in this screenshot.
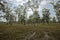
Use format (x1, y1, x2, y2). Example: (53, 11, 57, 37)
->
(40, 0, 46, 6)
(16, 0, 28, 5)
(16, 0, 22, 2)
(16, 0, 28, 3)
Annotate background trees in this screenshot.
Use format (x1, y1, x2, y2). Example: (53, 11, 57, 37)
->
(42, 8, 50, 24)
(27, 11, 40, 24)
(0, 0, 16, 24)
(53, 17, 56, 23)
(50, 0, 60, 22)
(15, 6, 22, 23)
(0, 0, 7, 12)
(4, 6, 15, 24)
(0, 0, 60, 24)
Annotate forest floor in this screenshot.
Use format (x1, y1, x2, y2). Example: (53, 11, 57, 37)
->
(0, 23, 60, 40)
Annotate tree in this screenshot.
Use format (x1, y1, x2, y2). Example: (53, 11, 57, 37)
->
(53, 17, 56, 23)
(50, 0, 60, 22)
(0, 0, 7, 22)
(23, 0, 41, 24)
(42, 8, 50, 24)
(21, 7, 27, 25)
(28, 10, 40, 24)
(15, 5, 27, 25)
(4, 6, 15, 24)
(15, 6, 21, 23)
(0, 0, 15, 24)
(0, 0, 7, 12)
(33, 11, 40, 23)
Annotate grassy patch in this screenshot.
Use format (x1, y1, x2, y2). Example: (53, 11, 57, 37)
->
(0, 23, 60, 40)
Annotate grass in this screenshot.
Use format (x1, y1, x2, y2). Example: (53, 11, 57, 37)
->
(0, 23, 60, 40)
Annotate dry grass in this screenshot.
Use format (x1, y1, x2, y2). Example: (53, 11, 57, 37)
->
(0, 23, 60, 40)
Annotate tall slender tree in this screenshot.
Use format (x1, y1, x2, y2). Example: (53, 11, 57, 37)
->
(15, 5, 27, 25)
(42, 8, 50, 24)
(15, 6, 21, 23)
(24, 0, 41, 24)
(33, 11, 40, 23)
(53, 17, 56, 23)
(4, 6, 15, 24)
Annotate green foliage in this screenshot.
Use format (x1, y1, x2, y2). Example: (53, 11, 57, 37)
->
(28, 10, 40, 24)
(4, 6, 15, 24)
(15, 6, 27, 25)
(50, 0, 60, 22)
(42, 8, 50, 24)
(15, 6, 22, 23)
(53, 17, 56, 23)
(0, 0, 60, 24)
(0, 0, 7, 12)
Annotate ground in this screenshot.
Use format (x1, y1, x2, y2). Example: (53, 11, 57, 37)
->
(0, 23, 60, 40)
